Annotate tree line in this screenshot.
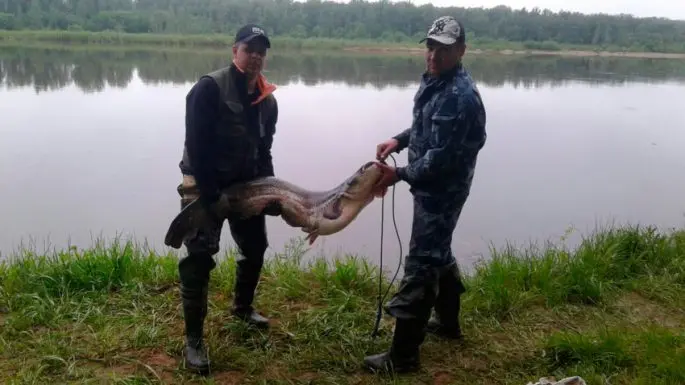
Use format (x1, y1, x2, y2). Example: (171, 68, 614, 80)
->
(0, 0, 684, 52)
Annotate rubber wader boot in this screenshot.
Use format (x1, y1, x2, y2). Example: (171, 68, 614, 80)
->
(426, 264, 464, 340)
(231, 259, 269, 328)
(426, 296, 463, 339)
(181, 280, 210, 373)
(363, 318, 423, 373)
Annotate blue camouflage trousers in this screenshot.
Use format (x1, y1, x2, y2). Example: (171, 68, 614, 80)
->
(385, 191, 468, 322)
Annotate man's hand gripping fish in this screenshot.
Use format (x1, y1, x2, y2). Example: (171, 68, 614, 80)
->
(164, 161, 385, 249)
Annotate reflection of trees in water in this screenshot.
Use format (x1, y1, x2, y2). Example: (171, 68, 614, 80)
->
(279, 54, 421, 89)
(467, 54, 685, 89)
(1, 46, 685, 93)
(1, 52, 73, 92)
(133, 51, 422, 89)
(0, 48, 134, 93)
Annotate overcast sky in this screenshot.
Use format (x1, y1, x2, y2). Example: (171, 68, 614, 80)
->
(328, 0, 685, 21)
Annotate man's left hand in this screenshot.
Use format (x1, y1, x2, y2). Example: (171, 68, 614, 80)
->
(372, 162, 399, 197)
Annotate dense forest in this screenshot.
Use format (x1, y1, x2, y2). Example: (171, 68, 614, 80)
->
(0, 0, 684, 52)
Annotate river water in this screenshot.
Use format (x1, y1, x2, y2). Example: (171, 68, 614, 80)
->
(1, 45, 685, 271)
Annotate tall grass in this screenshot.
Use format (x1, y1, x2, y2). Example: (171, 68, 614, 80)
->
(2, 224, 684, 327)
(464, 225, 685, 319)
(0, 29, 415, 51)
(544, 326, 685, 384)
(1, 223, 684, 383)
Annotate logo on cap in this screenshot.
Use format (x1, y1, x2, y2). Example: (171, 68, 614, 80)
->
(429, 17, 450, 35)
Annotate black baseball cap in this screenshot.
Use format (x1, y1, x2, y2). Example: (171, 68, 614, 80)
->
(234, 23, 271, 48)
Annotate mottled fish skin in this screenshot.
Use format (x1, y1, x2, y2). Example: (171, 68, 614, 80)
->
(164, 161, 383, 249)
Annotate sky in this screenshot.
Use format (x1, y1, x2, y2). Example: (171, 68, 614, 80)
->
(327, 0, 685, 21)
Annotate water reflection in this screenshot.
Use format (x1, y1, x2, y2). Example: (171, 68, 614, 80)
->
(2, 46, 685, 94)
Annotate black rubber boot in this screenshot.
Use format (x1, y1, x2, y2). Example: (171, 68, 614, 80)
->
(178, 252, 215, 374)
(181, 280, 210, 373)
(363, 318, 423, 374)
(426, 263, 464, 340)
(425, 299, 463, 340)
(232, 258, 269, 329)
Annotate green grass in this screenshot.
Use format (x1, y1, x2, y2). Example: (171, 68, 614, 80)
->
(1, 224, 685, 384)
(2, 29, 685, 56)
(0, 29, 392, 50)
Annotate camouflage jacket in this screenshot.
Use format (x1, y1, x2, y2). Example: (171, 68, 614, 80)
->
(394, 63, 487, 197)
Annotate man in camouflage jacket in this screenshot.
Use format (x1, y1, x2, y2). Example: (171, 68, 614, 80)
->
(367, 15, 488, 373)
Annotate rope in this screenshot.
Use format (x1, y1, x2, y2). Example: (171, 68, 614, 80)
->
(371, 153, 403, 338)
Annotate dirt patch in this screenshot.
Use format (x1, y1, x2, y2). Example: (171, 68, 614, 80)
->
(451, 354, 490, 372)
(433, 370, 453, 385)
(295, 372, 319, 382)
(95, 348, 179, 383)
(94, 363, 137, 378)
(212, 370, 244, 384)
(614, 292, 685, 328)
(146, 351, 177, 367)
(112, 364, 137, 375)
(214, 293, 229, 303)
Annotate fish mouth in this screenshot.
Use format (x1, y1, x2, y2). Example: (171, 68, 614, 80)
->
(359, 161, 376, 172)
(343, 161, 379, 190)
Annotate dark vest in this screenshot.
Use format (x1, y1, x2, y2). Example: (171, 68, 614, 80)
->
(181, 65, 277, 186)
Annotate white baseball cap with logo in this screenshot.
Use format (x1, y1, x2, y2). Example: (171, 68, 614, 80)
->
(419, 16, 466, 45)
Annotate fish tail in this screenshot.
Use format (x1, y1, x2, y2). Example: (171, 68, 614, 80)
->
(164, 198, 207, 249)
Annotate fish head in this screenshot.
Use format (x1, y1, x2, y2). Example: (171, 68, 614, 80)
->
(342, 161, 384, 201)
(314, 161, 385, 237)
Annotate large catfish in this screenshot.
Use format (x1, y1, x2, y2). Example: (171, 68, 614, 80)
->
(164, 161, 384, 248)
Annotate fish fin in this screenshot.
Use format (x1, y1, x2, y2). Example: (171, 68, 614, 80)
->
(322, 199, 342, 220)
(164, 198, 207, 249)
(305, 231, 319, 245)
(302, 220, 321, 245)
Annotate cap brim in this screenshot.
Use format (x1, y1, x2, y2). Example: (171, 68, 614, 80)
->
(419, 35, 457, 45)
(242, 34, 271, 48)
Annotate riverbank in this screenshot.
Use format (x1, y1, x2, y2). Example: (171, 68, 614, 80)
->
(347, 46, 685, 59)
(1, 224, 684, 384)
(2, 29, 685, 59)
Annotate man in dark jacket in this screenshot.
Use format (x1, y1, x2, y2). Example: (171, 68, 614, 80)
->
(175, 23, 278, 373)
(365, 16, 487, 373)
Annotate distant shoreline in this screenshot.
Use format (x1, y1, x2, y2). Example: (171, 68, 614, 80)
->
(1, 29, 685, 60)
(343, 46, 685, 59)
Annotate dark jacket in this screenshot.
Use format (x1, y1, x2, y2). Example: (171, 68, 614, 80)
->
(393, 64, 486, 198)
(179, 63, 278, 203)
